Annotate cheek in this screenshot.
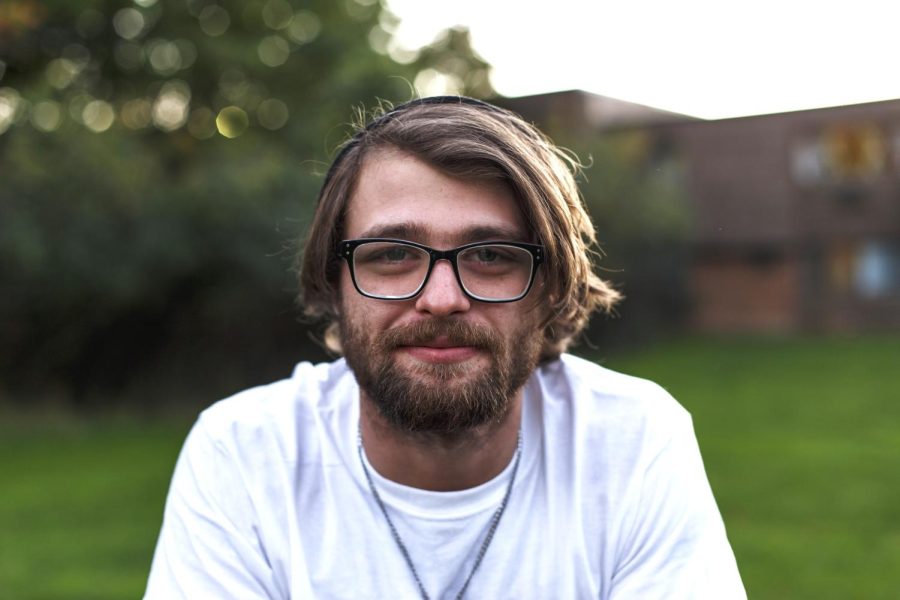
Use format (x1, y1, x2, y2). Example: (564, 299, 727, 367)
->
(483, 304, 539, 340)
(338, 271, 407, 330)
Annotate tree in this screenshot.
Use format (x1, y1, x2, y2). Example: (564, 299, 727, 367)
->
(0, 0, 493, 407)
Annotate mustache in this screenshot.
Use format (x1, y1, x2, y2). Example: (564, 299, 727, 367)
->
(378, 319, 501, 351)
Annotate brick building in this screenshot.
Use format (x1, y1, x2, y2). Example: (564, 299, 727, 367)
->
(502, 90, 900, 333)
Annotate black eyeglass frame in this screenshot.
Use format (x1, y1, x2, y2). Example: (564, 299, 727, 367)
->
(338, 238, 544, 303)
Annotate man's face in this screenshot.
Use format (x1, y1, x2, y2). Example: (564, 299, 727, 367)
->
(338, 149, 545, 437)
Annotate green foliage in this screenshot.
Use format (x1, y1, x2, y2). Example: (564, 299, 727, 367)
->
(1, 121, 322, 401)
(560, 130, 694, 347)
(1, 0, 686, 404)
(575, 133, 692, 243)
(0, 0, 493, 404)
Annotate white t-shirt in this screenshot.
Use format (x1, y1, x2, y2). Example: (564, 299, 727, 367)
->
(145, 354, 745, 599)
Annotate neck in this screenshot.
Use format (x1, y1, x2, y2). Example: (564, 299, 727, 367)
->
(358, 390, 524, 492)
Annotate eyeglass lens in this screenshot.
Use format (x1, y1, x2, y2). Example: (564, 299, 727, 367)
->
(351, 241, 534, 300)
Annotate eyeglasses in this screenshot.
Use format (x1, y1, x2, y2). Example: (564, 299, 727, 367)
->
(338, 238, 544, 303)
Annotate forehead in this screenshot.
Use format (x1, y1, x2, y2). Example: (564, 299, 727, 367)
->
(343, 150, 528, 245)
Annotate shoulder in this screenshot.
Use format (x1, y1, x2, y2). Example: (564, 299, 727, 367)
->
(194, 359, 356, 459)
(533, 353, 692, 454)
(537, 353, 688, 421)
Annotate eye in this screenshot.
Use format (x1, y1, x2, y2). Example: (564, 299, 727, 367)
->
(467, 246, 521, 264)
(459, 245, 532, 275)
(354, 242, 425, 266)
(474, 247, 501, 262)
(382, 246, 411, 261)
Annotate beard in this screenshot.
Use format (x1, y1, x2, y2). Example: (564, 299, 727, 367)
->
(340, 314, 542, 439)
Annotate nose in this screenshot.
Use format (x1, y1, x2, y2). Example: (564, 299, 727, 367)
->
(414, 259, 471, 316)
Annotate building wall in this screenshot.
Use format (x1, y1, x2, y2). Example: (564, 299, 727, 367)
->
(671, 116, 796, 246)
(505, 90, 900, 333)
(667, 101, 900, 332)
(690, 250, 801, 332)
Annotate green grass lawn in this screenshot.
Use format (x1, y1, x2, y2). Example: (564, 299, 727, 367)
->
(0, 417, 191, 600)
(602, 335, 900, 600)
(1, 335, 898, 599)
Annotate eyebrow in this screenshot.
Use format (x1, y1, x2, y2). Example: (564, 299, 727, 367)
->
(357, 222, 528, 245)
(457, 225, 527, 244)
(359, 222, 429, 241)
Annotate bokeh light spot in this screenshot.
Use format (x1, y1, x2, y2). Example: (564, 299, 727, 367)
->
(68, 94, 93, 123)
(82, 100, 116, 133)
(31, 101, 62, 132)
(187, 107, 217, 139)
(152, 81, 191, 131)
(344, 0, 377, 21)
(121, 98, 152, 129)
(61, 44, 91, 71)
(387, 39, 419, 65)
(257, 98, 289, 130)
(218, 69, 250, 103)
(262, 0, 293, 30)
(113, 8, 146, 40)
(148, 39, 183, 75)
(199, 6, 230, 37)
(134, 0, 158, 7)
(185, 0, 205, 17)
(45, 59, 81, 89)
(216, 106, 249, 138)
(0, 88, 23, 135)
(258, 36, 290, 67)
(175, 39, 198, 70)
(414, 68, 463, 97)
(287, 11, 321, 44)
(368, 25, 389, 55)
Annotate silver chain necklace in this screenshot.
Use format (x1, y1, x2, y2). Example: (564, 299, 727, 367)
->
(357, 431, 523, 600)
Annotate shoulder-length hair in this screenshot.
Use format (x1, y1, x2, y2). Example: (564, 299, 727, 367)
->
(298, 97, 620, 361)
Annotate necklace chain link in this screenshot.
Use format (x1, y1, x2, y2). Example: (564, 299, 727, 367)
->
(357, 431, 523, 600)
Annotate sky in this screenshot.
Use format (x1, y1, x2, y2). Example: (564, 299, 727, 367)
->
(385, 0, 900, 120)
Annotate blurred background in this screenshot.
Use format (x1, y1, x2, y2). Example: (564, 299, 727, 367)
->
(1, 0, 898, 598)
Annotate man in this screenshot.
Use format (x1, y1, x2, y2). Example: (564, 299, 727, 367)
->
(145, 96, 745, 599)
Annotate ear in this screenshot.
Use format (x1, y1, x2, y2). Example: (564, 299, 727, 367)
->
(324, 322, 343, 355)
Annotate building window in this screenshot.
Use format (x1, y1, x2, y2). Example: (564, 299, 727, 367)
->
(824, 124, 885, 180)
(792, 123, 886, 186)
(792, 139, 826, 185)
(856, 239, 900, 298)
(827, 238, 900, 298)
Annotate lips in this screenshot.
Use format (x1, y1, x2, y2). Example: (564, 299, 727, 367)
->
(397, 336, 482, 364)
(400, 343, 480, 364)
(379, 319, 499, 364)
(414, 336, 458, 349)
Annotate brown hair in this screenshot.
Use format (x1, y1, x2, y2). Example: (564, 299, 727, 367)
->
(298, 96, 621, 360)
